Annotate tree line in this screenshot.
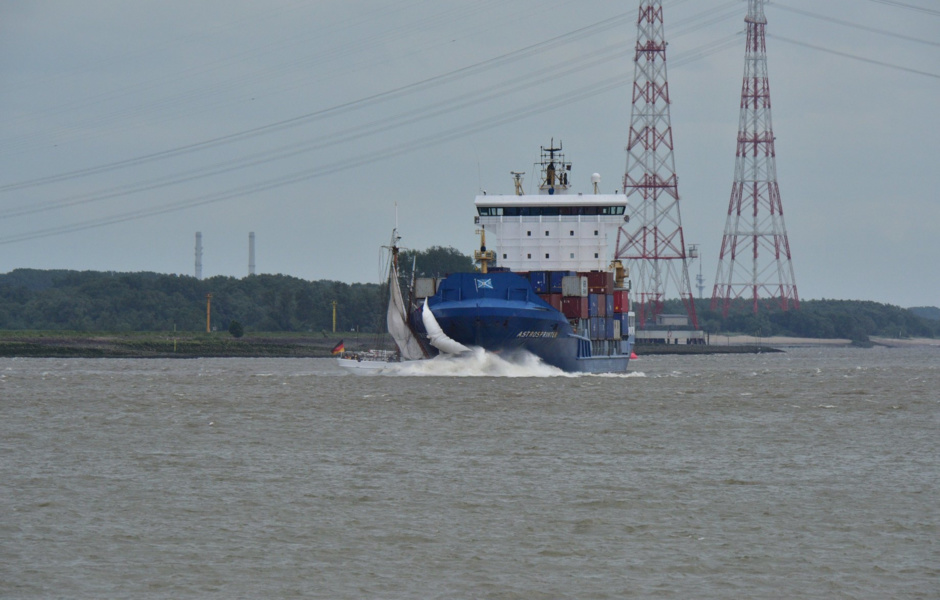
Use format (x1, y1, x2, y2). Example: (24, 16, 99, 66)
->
(0, 269, 383, 334)
(0, 258, 937, 341)
(0, 247, 476, 334)
(664, 298, 940, 343)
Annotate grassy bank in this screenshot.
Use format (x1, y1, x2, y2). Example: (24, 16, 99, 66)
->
(0, 330, 790, 359)
(635, 344, 783, 355)
(0, 331, 362, 358)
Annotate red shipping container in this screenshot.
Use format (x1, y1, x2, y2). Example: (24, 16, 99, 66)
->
(613, 290, 629, 313)
(583, 271, 613, 294)
(562, 296, 588, 319)
(538, 294, 563, 311)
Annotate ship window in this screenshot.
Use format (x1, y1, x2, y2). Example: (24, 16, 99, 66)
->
(545, 253, 550, 259)
(544, 231, 549, 236)
(527, 253, 532, 259)
(570, 253, 575, 259)
(594, 253, 599, 258)
(569, 231, 574, 236)
(594, 230, 599, 236)
(527, 231, 531, 237)
(502, 254, 507, 259)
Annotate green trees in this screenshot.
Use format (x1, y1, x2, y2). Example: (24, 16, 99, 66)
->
(398, 246, 476, 282)
(228, 320, 245, 338)
(0, 269, 384, 333)
(665, 298, 940, 340)
(0, 265, 937, 339)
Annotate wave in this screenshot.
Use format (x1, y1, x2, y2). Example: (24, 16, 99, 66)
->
(385, 347, 643, 378)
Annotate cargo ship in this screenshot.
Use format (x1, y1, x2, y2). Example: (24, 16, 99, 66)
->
(410, 141, 635, 373)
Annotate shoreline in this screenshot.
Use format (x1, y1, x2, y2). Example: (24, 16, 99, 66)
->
(0, 332, 936, 359)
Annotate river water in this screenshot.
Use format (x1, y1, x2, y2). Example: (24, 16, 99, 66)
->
(2, 347, 937, 598)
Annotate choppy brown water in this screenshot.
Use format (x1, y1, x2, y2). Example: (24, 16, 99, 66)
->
(2, 347, 937, 598)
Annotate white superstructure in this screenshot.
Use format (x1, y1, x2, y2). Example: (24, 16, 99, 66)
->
(474, 142, 628, 272)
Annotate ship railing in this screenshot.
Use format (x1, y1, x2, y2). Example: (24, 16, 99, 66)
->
(492, 215, 611, 223)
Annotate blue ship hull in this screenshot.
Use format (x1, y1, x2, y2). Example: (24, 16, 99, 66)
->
(412, 272, 631, 373)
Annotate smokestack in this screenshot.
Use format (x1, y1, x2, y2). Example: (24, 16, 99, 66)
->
(195, 232, 203, 280)
(248, 231, 256, 276)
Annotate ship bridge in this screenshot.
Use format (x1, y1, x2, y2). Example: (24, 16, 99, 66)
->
(474, 141, 627, 272)
(474, 194, 627, 272)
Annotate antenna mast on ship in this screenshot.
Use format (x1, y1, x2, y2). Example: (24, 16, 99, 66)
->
(538, 139, 571, 195)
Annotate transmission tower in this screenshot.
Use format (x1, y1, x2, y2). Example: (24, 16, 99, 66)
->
(615, 1, 698, 330)
(712, 0, 799, 316)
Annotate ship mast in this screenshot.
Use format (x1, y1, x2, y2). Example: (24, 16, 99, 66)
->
(474, 226, 495, 273)
(538, 139, 570, 195)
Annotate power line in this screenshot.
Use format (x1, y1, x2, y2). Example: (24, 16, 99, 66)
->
(0, 0, 558, 156)
(772, 5, 940, 47)
(0, 43, 636, 220)
(862, 0, 940, 17)
(0, 37, 741, 246)
(769, 34, 940, 80)
(0, 10, 636, 193)
(2, 3, 740, 195)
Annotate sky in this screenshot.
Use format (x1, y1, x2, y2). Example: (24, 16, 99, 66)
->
(1, 0, 938, 308)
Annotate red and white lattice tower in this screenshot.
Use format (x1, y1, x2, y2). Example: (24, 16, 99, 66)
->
(615, 1, 698, 329)
(712, 0, 799, 316)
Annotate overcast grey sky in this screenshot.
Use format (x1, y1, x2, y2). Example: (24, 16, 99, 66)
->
(1, 0, 938, 307)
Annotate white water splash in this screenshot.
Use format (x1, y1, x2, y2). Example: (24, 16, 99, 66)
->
(380, 347, 644, 378)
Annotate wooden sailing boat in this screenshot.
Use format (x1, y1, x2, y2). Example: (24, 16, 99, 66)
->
(337, 228, 428, 374)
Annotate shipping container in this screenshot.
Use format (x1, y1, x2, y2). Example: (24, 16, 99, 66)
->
(605, 294, 614, 316)
(562, 296, 588, 319)
(613, 290, 629, 313)
(613, 318, 622, 340)
(590, 317, 602, 340)
(529, 271, 549, 294)
(605, 317, 615, 340)
(538, 293, 563, 311)
(617, 312, 629, 330)
(561, 275, 588, 297)
(550, 270, 575, 293)
(588, 294, 607, 317)
(414, 277, 437, 299)
(581, 271, 614, 294)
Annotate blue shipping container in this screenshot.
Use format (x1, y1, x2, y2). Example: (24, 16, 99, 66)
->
(550, 270, 575, 293)
(605, 294, 614, 316)
(529, 271, 549, 293)
(618, 313, 632, 336)
(591, 317, 603, 340)
(588, 294, 601, 317)
(605, 317, 615, 340)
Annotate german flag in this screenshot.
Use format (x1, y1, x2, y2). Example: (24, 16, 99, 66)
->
(331, 340, 344, 355)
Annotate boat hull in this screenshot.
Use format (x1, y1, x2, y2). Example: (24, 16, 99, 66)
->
(413, 272, 631, 374)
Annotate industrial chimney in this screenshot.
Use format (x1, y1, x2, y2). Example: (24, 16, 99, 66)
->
(248, 232, 256, 276)
(195, 232, 203, 280)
